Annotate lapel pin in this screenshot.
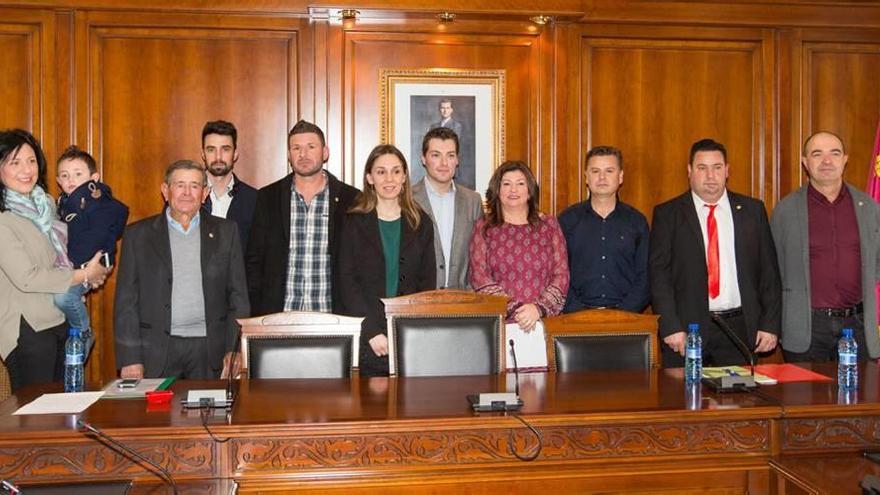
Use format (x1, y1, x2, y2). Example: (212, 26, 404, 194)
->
(736, 205, 742, 210)
(859, 201, 864, 206)
(209, 232, 214, 238)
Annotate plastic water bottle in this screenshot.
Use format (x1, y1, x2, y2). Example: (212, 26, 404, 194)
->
(64, 327, 85, 393)
(685, 381, 702, 410)
(838, 327, 858, 391)
(684, 323, 702, 385)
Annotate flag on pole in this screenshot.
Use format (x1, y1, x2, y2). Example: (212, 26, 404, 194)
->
(866, 119, 880, 329)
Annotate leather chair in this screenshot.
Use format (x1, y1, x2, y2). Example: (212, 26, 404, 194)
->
(543, 309, 660, 372)
(237, 311, 363, 379)
(382, 290, 508, 376)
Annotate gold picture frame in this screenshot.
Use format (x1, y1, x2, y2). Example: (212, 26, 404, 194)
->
(379, 68, 506, 195)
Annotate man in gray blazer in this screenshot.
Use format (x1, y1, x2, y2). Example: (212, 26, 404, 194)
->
(115, 160, 249, 379)
(412, 127, 483, 289)
(771, 131, 880, 361)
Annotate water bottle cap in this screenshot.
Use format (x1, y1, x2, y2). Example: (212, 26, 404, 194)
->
(843, 328, 854, 338)
(688, 323, 699, 332)
(68, 327, 81, 337)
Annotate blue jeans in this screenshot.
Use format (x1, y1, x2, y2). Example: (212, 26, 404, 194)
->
(53, 284, 95, 362)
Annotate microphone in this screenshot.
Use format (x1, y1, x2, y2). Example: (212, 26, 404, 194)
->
(182, 328, 241, 410)
(466, 338, 523, 412)
(702, 314, 758, 392)
(509, 339, 521, 399)
(225, 326, 243, 404)
(77, 420, 179, 495)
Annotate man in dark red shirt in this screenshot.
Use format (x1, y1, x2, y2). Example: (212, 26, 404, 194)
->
(771, 131, 880, 361)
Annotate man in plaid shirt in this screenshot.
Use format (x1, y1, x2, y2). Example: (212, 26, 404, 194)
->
(246, 121, 359, 316)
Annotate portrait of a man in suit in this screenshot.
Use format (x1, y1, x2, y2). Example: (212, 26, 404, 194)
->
(430, 99, 464, 137)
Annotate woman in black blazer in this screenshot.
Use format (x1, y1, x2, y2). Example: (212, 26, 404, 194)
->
(337, 144, 436, 376)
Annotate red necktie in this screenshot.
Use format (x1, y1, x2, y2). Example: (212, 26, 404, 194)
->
(706, 204, 720, 299)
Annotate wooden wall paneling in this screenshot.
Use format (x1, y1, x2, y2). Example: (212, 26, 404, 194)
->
(580, 0, 880, 30)
(0, 0, 583, 16)
(0, 8, 58, 168)
(54, 9, 74, 172)
(578, 25, 773, 222)
(798, 33, 880, 193)
(777, 28, 797, 200)
(760, 29, 778, 208)
(536, 22, 556, 213)
(340, 21, 542, 192)
(308, 8, 328, 134)
(556, 22, 584, 213)
(74, 10, 305, 380)
(322, 12, 349, 182)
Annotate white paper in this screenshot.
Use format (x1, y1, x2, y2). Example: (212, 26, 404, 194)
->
(13, 391, 104, 415)
(506, 321, 548, 369)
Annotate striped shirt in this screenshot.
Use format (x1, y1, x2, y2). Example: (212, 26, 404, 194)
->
(283, 182, 331, 312)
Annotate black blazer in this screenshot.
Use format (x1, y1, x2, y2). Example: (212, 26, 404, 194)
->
(203, 174, 257, 252)
(246, 171, 359, 316)
(337, 209, 436, 376)
(649, 190, 781, 343)
(114, 212, 250, 377)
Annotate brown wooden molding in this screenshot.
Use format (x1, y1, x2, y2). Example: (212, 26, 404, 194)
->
(231, 419, 768, 473)
(381, 289, 509, 315)
(0, 439, 215, 482)
(782, 417, 880, 452)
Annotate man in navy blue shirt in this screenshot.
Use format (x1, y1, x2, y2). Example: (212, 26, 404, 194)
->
(559, 146, 650, 313)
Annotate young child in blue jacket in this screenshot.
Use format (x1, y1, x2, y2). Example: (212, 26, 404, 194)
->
(55, 146, 129, 362)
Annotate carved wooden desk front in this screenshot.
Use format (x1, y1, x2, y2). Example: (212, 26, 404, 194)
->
(1, 364, 876, 494)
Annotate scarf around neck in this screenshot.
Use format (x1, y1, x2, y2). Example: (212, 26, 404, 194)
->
(4, 185, 72, 268)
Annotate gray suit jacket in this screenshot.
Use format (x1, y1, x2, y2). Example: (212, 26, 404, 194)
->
(114, 211, 250, 377)
(770, 184, 880, 358)
(430, 118, 463, 138)
(412, 179, 483, 289)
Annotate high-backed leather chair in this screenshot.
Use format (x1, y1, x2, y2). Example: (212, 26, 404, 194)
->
(237, 311, 363, 379)
(543, 309, 660, 372)
(382, 290, 508, 376)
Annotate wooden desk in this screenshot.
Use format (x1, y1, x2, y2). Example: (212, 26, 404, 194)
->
(0, 364, 874, 494)
(770, 454, 880, 494)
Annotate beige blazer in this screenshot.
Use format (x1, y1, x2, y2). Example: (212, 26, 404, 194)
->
(412, 179, 483, 289)
(0, 211, 72, 360)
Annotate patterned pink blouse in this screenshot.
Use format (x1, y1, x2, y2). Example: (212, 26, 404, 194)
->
(468, 215, 570, 321)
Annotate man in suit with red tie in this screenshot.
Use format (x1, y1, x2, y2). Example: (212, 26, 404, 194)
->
(649, 138, 782, 367)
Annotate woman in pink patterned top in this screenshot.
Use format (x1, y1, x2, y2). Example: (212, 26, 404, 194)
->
(468, 161, 569, 332)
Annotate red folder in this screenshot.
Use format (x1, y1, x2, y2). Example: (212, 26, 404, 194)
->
(753, 363, 832, 383)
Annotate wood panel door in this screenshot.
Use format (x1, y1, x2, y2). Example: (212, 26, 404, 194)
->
(76, 11, 305, 380)
(0, 8, 59, 164)
(565, 25, 776, 220)
(791, 30, 880, 195)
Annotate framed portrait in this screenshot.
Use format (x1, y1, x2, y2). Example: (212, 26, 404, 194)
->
(379, 68, 506, 196)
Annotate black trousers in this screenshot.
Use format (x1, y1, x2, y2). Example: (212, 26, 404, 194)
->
(783, 311, 867, 363)
(5, 317, 68, 393)
(662, 313, 752, 367)
(159, 335, 218, 379)
(359, 343, 389, 377)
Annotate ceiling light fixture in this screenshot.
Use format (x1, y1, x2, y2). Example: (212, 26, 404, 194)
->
(530, 15, 551, 25)
(339, 9, 359, 20)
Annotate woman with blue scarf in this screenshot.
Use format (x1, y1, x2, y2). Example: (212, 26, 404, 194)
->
(0, 129, 108, 391)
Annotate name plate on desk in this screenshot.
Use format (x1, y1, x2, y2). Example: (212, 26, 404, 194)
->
(468, 392, 522, 412)
(183, 389, 228, 408)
